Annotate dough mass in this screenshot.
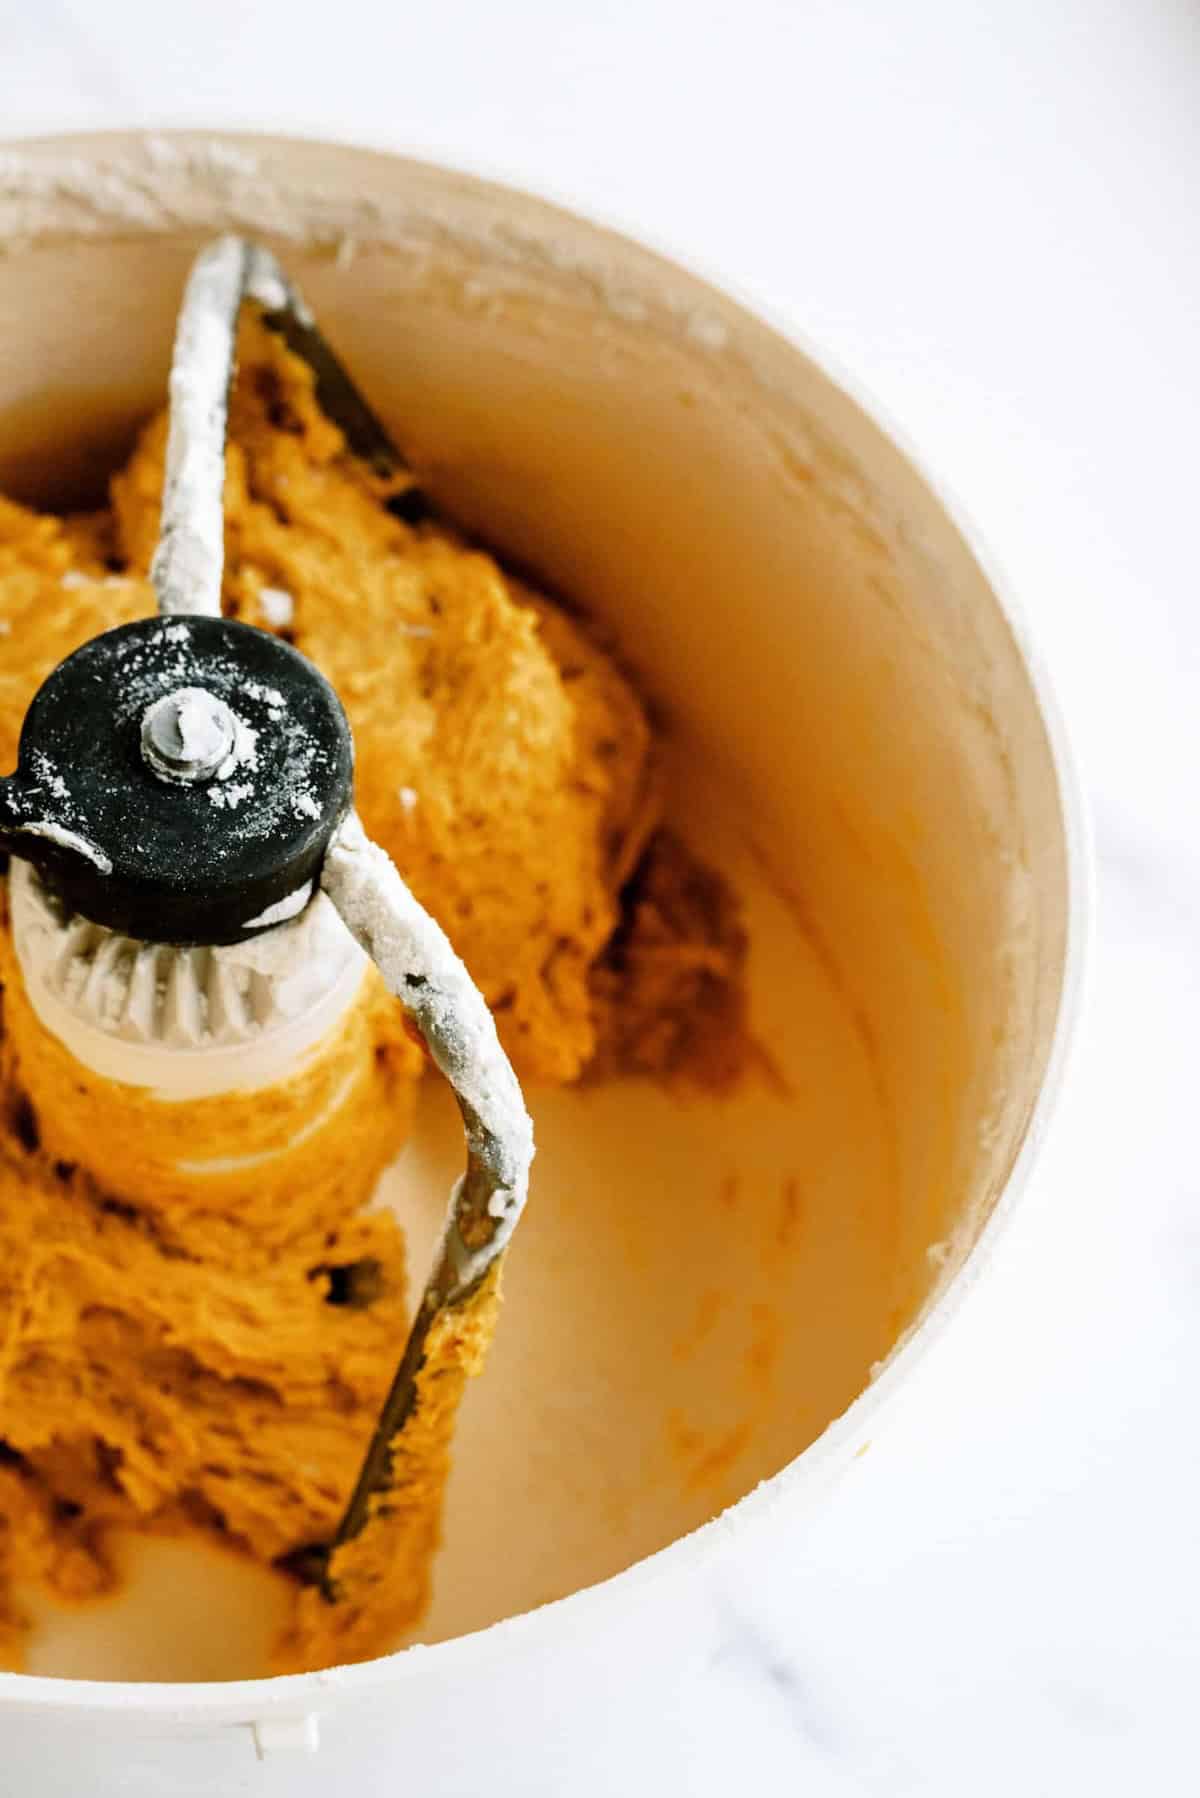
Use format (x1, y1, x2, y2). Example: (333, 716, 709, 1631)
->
(0, 319, 745, 1669)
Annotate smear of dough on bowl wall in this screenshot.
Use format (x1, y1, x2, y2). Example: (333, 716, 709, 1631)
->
(0, 135, 1071, 1684)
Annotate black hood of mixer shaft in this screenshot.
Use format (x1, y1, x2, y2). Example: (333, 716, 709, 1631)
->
(0, 616, 354, 945)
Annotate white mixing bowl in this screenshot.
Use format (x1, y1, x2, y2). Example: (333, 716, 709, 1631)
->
(0, 132, 1085, 1795)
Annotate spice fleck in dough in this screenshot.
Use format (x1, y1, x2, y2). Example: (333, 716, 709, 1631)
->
(0, 318, 746, 1669)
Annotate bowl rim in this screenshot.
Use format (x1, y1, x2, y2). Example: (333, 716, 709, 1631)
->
(0, 128, 1091, 1724)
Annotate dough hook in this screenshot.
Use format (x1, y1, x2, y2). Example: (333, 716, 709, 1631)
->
(0, 235, 535, 1596)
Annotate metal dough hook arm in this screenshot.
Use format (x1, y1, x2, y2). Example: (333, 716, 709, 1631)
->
(152, 236, 533, 1594)
(151, 234, 421, 620)
(312, 813, 534, 1579)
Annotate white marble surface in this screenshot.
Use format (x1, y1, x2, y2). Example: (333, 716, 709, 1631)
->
(1, 0, 1197, 1790)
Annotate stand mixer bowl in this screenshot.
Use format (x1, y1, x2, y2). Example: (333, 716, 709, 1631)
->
(0, 131, 1084, 1796)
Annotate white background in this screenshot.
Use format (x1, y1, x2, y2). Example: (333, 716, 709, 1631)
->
(2, 2, 1198, 1791)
